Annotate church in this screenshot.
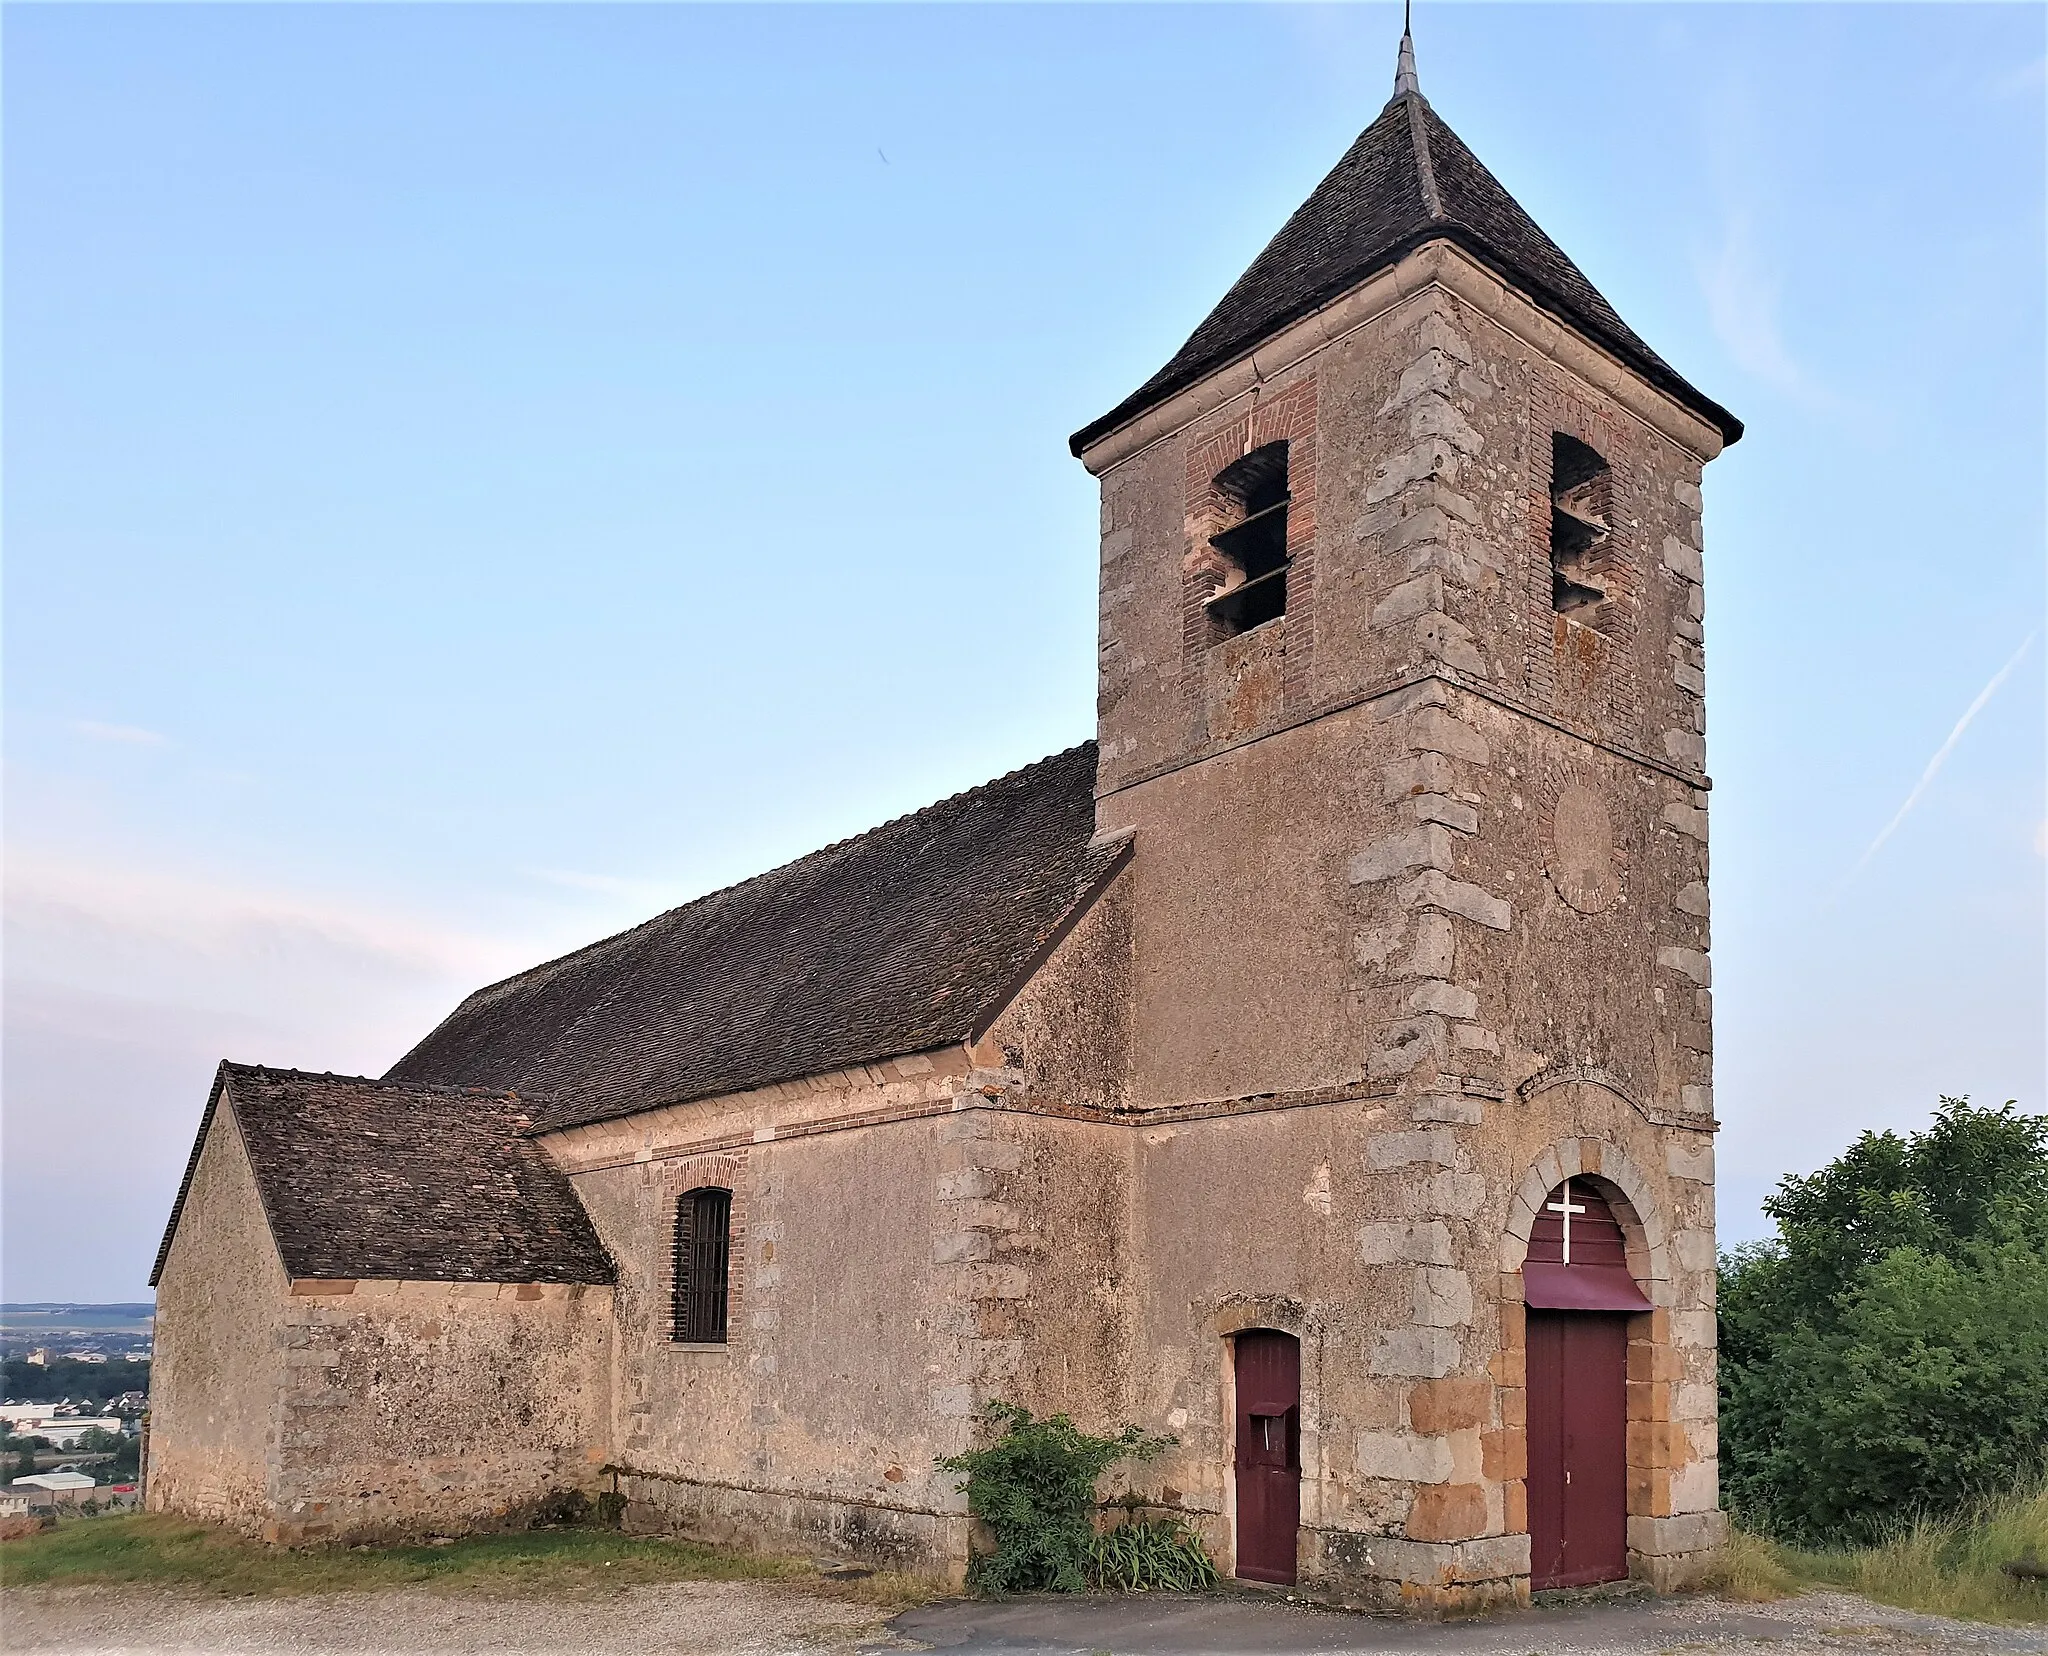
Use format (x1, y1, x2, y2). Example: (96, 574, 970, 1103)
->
(147, 33, 1737, 1609)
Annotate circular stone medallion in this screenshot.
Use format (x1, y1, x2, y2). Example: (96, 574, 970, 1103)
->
(1548, 785, 1621, 914)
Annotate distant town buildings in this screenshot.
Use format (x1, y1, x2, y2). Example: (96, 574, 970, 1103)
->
(0, 1405, 125, 1446)
(11, 1471, 98, 1508)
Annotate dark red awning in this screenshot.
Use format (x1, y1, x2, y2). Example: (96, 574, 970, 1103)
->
(1523, 1260, 1652, 1312)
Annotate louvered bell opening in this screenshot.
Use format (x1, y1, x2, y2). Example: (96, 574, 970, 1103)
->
(671, 1187, 732, 1343)
(1550, 432, 1611, 619)
(1207, 441, 1292, 638)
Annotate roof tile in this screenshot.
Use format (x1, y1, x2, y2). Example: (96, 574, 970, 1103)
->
(150, 1066, 614, 1287)
(1072, 91, 1739, 454)
(386, 742, 1117, 1134)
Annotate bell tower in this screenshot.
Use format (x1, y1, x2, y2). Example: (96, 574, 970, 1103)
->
(1072, 30, 1740, 1604)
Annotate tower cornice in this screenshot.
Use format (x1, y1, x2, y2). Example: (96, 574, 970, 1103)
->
(1076, 240, 1730, 477)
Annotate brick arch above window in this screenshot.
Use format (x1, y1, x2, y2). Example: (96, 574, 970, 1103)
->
(655, 1151, 748, 1346)
(1179, 380, 1320, 714)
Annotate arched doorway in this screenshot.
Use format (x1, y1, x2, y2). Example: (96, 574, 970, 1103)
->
(1231, 1329, 1300, 1584)
(1523, 1178, 1650, 1589)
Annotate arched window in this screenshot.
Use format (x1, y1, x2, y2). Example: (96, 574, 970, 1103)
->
(671, 1187, 732, 1343)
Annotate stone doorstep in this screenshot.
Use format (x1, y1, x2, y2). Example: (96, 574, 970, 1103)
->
(1531, 1577, 1656, 1608)
(1320, 1529, 1531, 1588)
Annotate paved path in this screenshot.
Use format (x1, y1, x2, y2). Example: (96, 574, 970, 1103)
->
(4, 1582, 2044, 1655)
(893, 1588, 2048, 1656)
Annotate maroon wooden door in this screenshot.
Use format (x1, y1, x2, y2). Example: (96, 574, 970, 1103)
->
(1527, 1310, 1629, 1589)
(1233, 1330, 1300, 1584)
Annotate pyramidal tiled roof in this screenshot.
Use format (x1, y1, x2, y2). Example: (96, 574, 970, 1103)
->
(1072, 45, 1740, 454)
(386, 742, 1123, 1134)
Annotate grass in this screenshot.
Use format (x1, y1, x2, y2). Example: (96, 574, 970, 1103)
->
(0, 1512, 930, 1607)
(1707, 1525, 1804, 1603)
(1712, 1474, 2048, 1626)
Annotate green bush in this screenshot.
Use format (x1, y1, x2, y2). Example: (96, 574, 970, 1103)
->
(1722, 1097, 2048, 1545)
(940, 1402, 1176, 1594)
(1089, 1514, 1219, 1592)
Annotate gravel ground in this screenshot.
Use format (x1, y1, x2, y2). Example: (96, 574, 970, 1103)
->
(4, 1581, 2045, 1656)
(0, 1580, 900, 1656)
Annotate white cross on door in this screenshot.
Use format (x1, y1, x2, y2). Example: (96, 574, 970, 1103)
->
(1546, 1180, 1588, 1264)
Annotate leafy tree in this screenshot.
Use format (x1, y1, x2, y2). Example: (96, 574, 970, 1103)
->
(2, 1434, 54, 1455)
(103, 1435, 142, 1481)
(1722, 1097, 2048, 1544)
(940, 1402, 1174, 1594)
(0, 1358, 150, 1408)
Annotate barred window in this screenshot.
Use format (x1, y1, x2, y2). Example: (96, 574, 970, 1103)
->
(671, 1187, 732, 1343)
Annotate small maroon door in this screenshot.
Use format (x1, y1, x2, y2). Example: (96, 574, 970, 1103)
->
(1233, 1330, 1300, 1584)
(1527, 1310, 1629, 1588)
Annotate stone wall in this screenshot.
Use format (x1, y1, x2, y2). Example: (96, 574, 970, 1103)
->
(147, 1102, 292, 1529)
(539, 888, 1147, 1581)
(150, 1104, 613, 1545)
(265, 1279, 612, 1544)
(549, 1055, 986, 1574)
(1076, 240, 1725, 1604)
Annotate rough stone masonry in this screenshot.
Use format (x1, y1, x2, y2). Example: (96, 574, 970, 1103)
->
(148, 32, 1739, 1611)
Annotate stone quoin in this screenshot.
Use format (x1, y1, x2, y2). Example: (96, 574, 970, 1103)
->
(149, 28, 1737, 1607)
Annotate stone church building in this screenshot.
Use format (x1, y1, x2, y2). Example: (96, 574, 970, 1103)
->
(149, 36, 1738, 1607)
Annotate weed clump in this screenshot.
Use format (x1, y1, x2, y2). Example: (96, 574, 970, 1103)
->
(1089, 1507, 1218, 1592)
(940, 1402, 1210, 1595)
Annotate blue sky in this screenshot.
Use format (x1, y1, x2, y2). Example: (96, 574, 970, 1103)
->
(5, 4, 2042, 1301)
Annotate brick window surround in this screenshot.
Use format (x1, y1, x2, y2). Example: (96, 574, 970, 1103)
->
(655, 1151, 748, 1347)
(1180, 378, 1320, 712)
(1524, 376, 1643, 733)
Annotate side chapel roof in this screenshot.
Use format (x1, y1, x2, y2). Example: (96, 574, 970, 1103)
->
(1071, 38, 1741, 456)
(150, 1064, 615, 1288)
(386, 741, 1122, 1134)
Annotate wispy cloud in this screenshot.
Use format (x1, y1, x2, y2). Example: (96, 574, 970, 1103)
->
(2, 852, 574, 1298)
(1697, 211, 1852, 414)
(5, 850, 527, 1020)
(1842, 633, 2038, 887)
(523, 866, 651, 898)
(521, 865, 692, 918)
(1990, 55, 2046, 100)
(69, 719, 169, 748)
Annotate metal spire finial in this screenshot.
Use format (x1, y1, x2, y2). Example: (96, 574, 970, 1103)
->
(1394, 2, 1419, 97)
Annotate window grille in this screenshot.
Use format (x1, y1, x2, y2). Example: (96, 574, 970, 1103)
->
(671, 1187, 732, 1343)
